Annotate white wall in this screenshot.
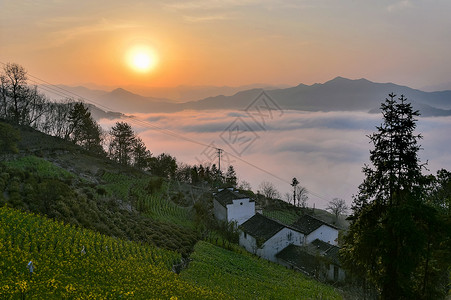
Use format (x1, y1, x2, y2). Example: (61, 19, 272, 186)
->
(306, 225, 338, 245)
(226, 198, 255, 225)
(257, 228, 304, 262)
(239, 231, 258, 254)
(213, 199, 227, 222)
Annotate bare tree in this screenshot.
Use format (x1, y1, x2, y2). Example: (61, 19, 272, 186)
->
(1, 74, 9, 118)
(40, 99, 75, 138)
(326, 198, 348, 220)
(238, 180, 252, 191)
(258, 181, 280, 199)
(295, 186, 309, 208)
(23, 86, 49, 127)
(2, 63, 28, 123)
(284, 192, 293, 204)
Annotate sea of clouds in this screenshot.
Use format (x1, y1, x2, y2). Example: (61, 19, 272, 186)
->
(99, 109, 451, 210)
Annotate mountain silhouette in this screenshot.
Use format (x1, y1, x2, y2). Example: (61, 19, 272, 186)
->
(41, 77, 451, 116)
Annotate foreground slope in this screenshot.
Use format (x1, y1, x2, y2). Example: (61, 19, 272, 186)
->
(181, 241, 343, 300)
(0, 206, 225, 299)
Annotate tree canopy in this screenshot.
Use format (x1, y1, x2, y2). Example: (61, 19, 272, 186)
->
(342, 94, 450, 299)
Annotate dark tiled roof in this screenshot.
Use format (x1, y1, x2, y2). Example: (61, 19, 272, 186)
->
(311, 239, 334, 252)
(291, 214, 337, 235)
(240, 214, 285, 242)
(309, 239, 341, 265)
(276, 240, 342, 271)
(324, 244, 341, 265)
(276, 244, 319, 275)
(214, 188, 249, 207)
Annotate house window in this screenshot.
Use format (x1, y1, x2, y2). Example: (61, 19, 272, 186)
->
(287, 232, 292, 241)
(240, 202, 243, 205)
(244, 232, 247, 238)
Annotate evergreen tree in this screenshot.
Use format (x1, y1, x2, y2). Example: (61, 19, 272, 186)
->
(149, 153, 177, 179)
(417, 169, 451, 299)
(108, 122, 136, 165)
(342, 94, 448, 299)
(132, 137, 151, 170)
(69, 102, 104, 154)
(190, 166, 200, 184)
(210, 164, 224, 186)
(198, 165, 205, 183)
(225, 165, 237, 187)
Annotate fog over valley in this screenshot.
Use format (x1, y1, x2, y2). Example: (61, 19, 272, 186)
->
(98, 107, 451, 209)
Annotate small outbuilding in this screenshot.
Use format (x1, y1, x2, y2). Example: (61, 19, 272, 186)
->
(276, 239, 346, 282)
(213, 188, 255, 225)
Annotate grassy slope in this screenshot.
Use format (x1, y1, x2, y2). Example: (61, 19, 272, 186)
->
(181, 241, 343, 300)
(0, 206, 224, 299)
(0, 155, 198, 257)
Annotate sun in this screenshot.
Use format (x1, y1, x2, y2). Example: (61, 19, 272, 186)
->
(126, 45, 158, 73)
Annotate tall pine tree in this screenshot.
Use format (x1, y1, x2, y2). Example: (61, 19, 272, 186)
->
(341, 94, 448, 299)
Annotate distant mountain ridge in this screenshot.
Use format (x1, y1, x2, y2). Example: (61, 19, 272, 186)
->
(181, 77, 451, 116)
(41, 77, 451, 117)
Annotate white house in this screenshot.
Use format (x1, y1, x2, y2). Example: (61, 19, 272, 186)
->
(238, 212, 345, 282)
(290, 214, 339, 246)
(239, 214, 304, 262)
(213, 188, 255, 225)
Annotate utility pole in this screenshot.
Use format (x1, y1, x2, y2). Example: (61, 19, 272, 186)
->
(217, 148, 223, 172)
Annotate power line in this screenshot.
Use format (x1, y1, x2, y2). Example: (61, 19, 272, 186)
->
(0, 61, 333, 204)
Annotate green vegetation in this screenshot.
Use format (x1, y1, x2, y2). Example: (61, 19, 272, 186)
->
(0, 155, 198, 257)
(0, 206, 225, 299)
(342, 94, 451, 299)
(101, 171, 193, 227)
(4, 155, 75, 182)
(181, 241, 343, 300)
(263, 209, 299, 225)
(0, 122, 21, 154)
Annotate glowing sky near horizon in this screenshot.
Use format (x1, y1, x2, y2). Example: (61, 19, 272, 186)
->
(1, 0, 451, 208)
(1, 0, 451, 90)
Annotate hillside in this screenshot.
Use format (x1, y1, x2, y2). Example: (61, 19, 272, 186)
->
(0, 207, 344, 299)
(1, 122, 201, 257)
(0, 121, 347, 298)
(0, 206, 225, 299)
(181, 241, 343, 299)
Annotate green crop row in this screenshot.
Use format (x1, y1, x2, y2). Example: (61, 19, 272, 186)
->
(4, 156, 74, 182)
(0, 206, 225, 299)
(101, 171, 193, 227)
(181, 241, 343, 300)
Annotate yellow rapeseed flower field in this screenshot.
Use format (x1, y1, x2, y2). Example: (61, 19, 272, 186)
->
(0, 206, 224, 299)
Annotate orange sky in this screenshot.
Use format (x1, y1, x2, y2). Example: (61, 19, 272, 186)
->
(1, 0, 451, 90)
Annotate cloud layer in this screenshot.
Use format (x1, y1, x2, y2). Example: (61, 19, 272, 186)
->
(99, 110, 451, 209)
